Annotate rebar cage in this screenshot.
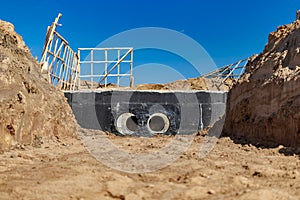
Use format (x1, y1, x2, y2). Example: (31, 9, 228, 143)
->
(78, 48, 134, 90)
(40, 14, 249, 92)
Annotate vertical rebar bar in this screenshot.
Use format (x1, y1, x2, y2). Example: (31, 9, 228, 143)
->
(117, 49, 120, 87)
(91, 50, 94, 89)
(105, 49, 108, 88)
(130, 49, 133, 87)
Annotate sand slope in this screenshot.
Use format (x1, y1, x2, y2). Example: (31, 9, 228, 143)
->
(223, 20, 300, 147)
(0, 20, 77, 150)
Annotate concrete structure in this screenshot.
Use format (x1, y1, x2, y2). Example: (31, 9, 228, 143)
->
(65, 90, 227, 136)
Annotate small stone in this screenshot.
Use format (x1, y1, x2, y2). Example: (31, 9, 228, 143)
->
(278, 145, 284, 149)
(208, 189, 216, 195)
(62, 143, 68, 147)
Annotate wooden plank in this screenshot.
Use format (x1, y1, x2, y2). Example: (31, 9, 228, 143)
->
(54, 31, 69, 45)
(41, 13, 62, 63)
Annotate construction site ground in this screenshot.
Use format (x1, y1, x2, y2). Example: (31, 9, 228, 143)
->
(0, 128, 299, 200)
(1, 16, 300, 200)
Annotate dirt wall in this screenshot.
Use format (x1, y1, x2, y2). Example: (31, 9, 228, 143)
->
(223, 20, 300, 147)
(0, 20, 77, 151)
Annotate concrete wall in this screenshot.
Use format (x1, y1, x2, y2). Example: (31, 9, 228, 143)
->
(65, 90, 227, 136)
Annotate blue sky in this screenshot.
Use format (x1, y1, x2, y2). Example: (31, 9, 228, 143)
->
(1, 0, 300, 83)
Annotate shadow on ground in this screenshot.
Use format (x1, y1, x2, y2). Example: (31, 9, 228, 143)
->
(215, 115, 300, 160)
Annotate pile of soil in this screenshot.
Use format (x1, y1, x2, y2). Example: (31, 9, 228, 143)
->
(165, 77, 209, 90)
(83, 76, 233, 91)
(223, 19, 300, 147)
(134, 77, 233, 91)
(0, 20, 77, 151)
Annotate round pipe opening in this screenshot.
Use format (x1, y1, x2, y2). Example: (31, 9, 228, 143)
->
(147, 113, 170, 134)
(115, 113, 138, 135)
(126, 115, 138, 132)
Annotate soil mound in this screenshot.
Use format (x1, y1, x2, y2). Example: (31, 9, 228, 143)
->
(223, 19, 300, 147)
(134, 77, 233, 91)
(0, 20, 77, 150)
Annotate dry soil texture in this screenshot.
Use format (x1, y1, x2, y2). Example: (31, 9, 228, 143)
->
(0, 20, 77, 150)
(224, 20, 300, 147)
(0, 128, 299, 200)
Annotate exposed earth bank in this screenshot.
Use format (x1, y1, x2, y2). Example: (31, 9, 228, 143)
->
(0, 20, 77, 151)
(223, 20, 300, 147)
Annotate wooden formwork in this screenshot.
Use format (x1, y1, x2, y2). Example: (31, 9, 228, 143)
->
(40, 14, 134, 91)
(40, 14, 80, 91)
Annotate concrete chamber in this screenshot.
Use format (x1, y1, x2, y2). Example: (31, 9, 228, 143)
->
(65, 90, 227, 136)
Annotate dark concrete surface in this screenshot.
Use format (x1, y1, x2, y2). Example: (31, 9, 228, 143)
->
(64, 90, 227, 136)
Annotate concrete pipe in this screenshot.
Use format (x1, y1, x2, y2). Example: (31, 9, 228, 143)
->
(147, 113, 170, 134)
(115, 113, 138, 135)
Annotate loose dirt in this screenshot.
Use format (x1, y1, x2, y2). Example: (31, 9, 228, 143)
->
(0, 128, 299, 200)
(85, 77, 234, 92)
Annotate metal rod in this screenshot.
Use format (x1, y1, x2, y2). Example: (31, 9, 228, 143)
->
(78, 47, 133, 51)
(222, 60, 243, 83)
(105, 49, 108, 87)
(77, 50, 81, 91)
(98, 49, 132, 84)
(91, 50, 94, 89)
(130, 49, 133, 87)
(80, 60, 132, 64)
(80, 74, 131, 78)
(117, 49, 120, 87)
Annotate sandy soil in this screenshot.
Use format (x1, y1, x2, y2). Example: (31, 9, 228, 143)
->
(0, 20, 77, 150)
(83, 76, 233, 92)
(0, 128, 299, 200)
(223, 20, 300, 147)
